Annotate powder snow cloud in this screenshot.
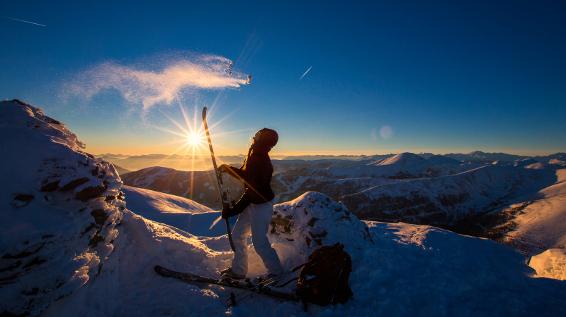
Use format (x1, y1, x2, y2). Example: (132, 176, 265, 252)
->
(67, 55, 249, 109)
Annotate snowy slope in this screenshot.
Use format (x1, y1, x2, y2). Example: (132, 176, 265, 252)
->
(122, 166, 244, 208)
(342, 163, 557, 225)
(45, 193, 566, 317)
(121, 185, 226, 237)
(3, 99, 566, 316)
(505, 169, 566, 253)
(498, 169, 566, 280)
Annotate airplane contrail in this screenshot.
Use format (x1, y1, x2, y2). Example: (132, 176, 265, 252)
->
(4, 16, 46, 27)
(299, 65, 312, 80)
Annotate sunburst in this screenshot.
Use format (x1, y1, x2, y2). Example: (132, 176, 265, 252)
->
(149, 101, 247, 201)
(186, 131, 204, 147)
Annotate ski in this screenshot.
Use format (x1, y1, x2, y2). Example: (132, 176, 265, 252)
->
(154, 265, 299, 302)
(202, 106, 236, 251)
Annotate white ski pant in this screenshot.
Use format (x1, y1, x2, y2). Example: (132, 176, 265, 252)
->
(231, 201, 283, 276)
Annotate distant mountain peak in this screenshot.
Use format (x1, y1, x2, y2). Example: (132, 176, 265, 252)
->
(377, 152, 425, 166)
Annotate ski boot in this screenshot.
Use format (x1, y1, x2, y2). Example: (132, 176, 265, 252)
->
(220, 268, 245, 282)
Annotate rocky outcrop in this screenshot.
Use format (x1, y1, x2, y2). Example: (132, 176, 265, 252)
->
(0, 100, 125, 316)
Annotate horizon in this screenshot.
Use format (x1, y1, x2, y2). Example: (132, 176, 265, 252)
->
(1, 1, 565, 156)
(94, 149, 564, 158)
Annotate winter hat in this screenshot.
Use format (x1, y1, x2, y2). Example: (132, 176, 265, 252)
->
(254, 128, 278, 149)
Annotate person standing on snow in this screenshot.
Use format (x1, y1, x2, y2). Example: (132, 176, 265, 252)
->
(219, 128, 283, 280)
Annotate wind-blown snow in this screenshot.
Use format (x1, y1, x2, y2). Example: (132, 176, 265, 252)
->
(66, 55, 249, 109)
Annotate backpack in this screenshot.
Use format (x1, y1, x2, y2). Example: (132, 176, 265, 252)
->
(295, 243, 353, 306)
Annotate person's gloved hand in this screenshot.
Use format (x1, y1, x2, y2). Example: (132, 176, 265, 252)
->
(221, 206, 233, 219)
(219, 164, 229, 173)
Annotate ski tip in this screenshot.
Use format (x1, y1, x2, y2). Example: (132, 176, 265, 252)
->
(202, 107, 208, 119)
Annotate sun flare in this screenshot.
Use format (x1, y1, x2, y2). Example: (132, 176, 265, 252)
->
(186, 132, 203, 147)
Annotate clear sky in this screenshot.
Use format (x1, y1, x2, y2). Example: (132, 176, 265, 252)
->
(1, 0, 565, 156)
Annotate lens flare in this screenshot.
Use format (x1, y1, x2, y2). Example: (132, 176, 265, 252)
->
(186, 132, 203, 147)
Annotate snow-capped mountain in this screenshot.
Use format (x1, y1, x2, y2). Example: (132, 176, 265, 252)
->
(97, 153, 246, 171)
(444, 150, 566, 164)
(321, 152, 468, 179)
(121, 166, 245, 208)
(445, 150, 524, 162)
(2, 99, 566, 316)
(342, 163, 558, 225)
(120, 153, 471, 208)
(121, 152, 563, 236)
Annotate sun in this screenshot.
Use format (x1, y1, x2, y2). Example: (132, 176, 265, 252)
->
(186, 131, 203, 147)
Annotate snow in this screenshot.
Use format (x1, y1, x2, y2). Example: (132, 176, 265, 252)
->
(0, 100, 124, 315)
(2, 99, 566, 316)
(375, 152, 425, 166)
(44, 206, 566, 317)
(529, 249, 566, 280)
(506, 169, 566, 252)
(342, 164, 557, 224)
(329, 152, 465, 179)
(500, 169, 566, 280)
(121, 186, 225, 236)
(43, 197, 566, 317)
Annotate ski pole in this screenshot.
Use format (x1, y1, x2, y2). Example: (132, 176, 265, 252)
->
(202, 106, 236, 252)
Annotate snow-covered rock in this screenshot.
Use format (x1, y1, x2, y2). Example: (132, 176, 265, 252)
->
(269, 192, 372, 268)
(0, 100, 124, 315)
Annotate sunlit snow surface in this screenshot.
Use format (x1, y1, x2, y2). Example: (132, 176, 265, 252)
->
(46, 197, 566, 316)
(2, 99, 566, 316)
(506, 169, 566, 280)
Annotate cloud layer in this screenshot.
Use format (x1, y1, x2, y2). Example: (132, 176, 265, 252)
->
(67, 55, 248, 109)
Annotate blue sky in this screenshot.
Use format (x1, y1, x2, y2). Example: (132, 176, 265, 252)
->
(1, 0, 565, 155)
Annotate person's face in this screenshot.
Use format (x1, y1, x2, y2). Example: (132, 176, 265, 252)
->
(251, 132, 262, 146)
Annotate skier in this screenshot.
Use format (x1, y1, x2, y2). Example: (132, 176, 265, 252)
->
(218, 128, 283, 280)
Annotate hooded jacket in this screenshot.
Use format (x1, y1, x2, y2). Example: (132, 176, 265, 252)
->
(222, 143, 275, 217)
